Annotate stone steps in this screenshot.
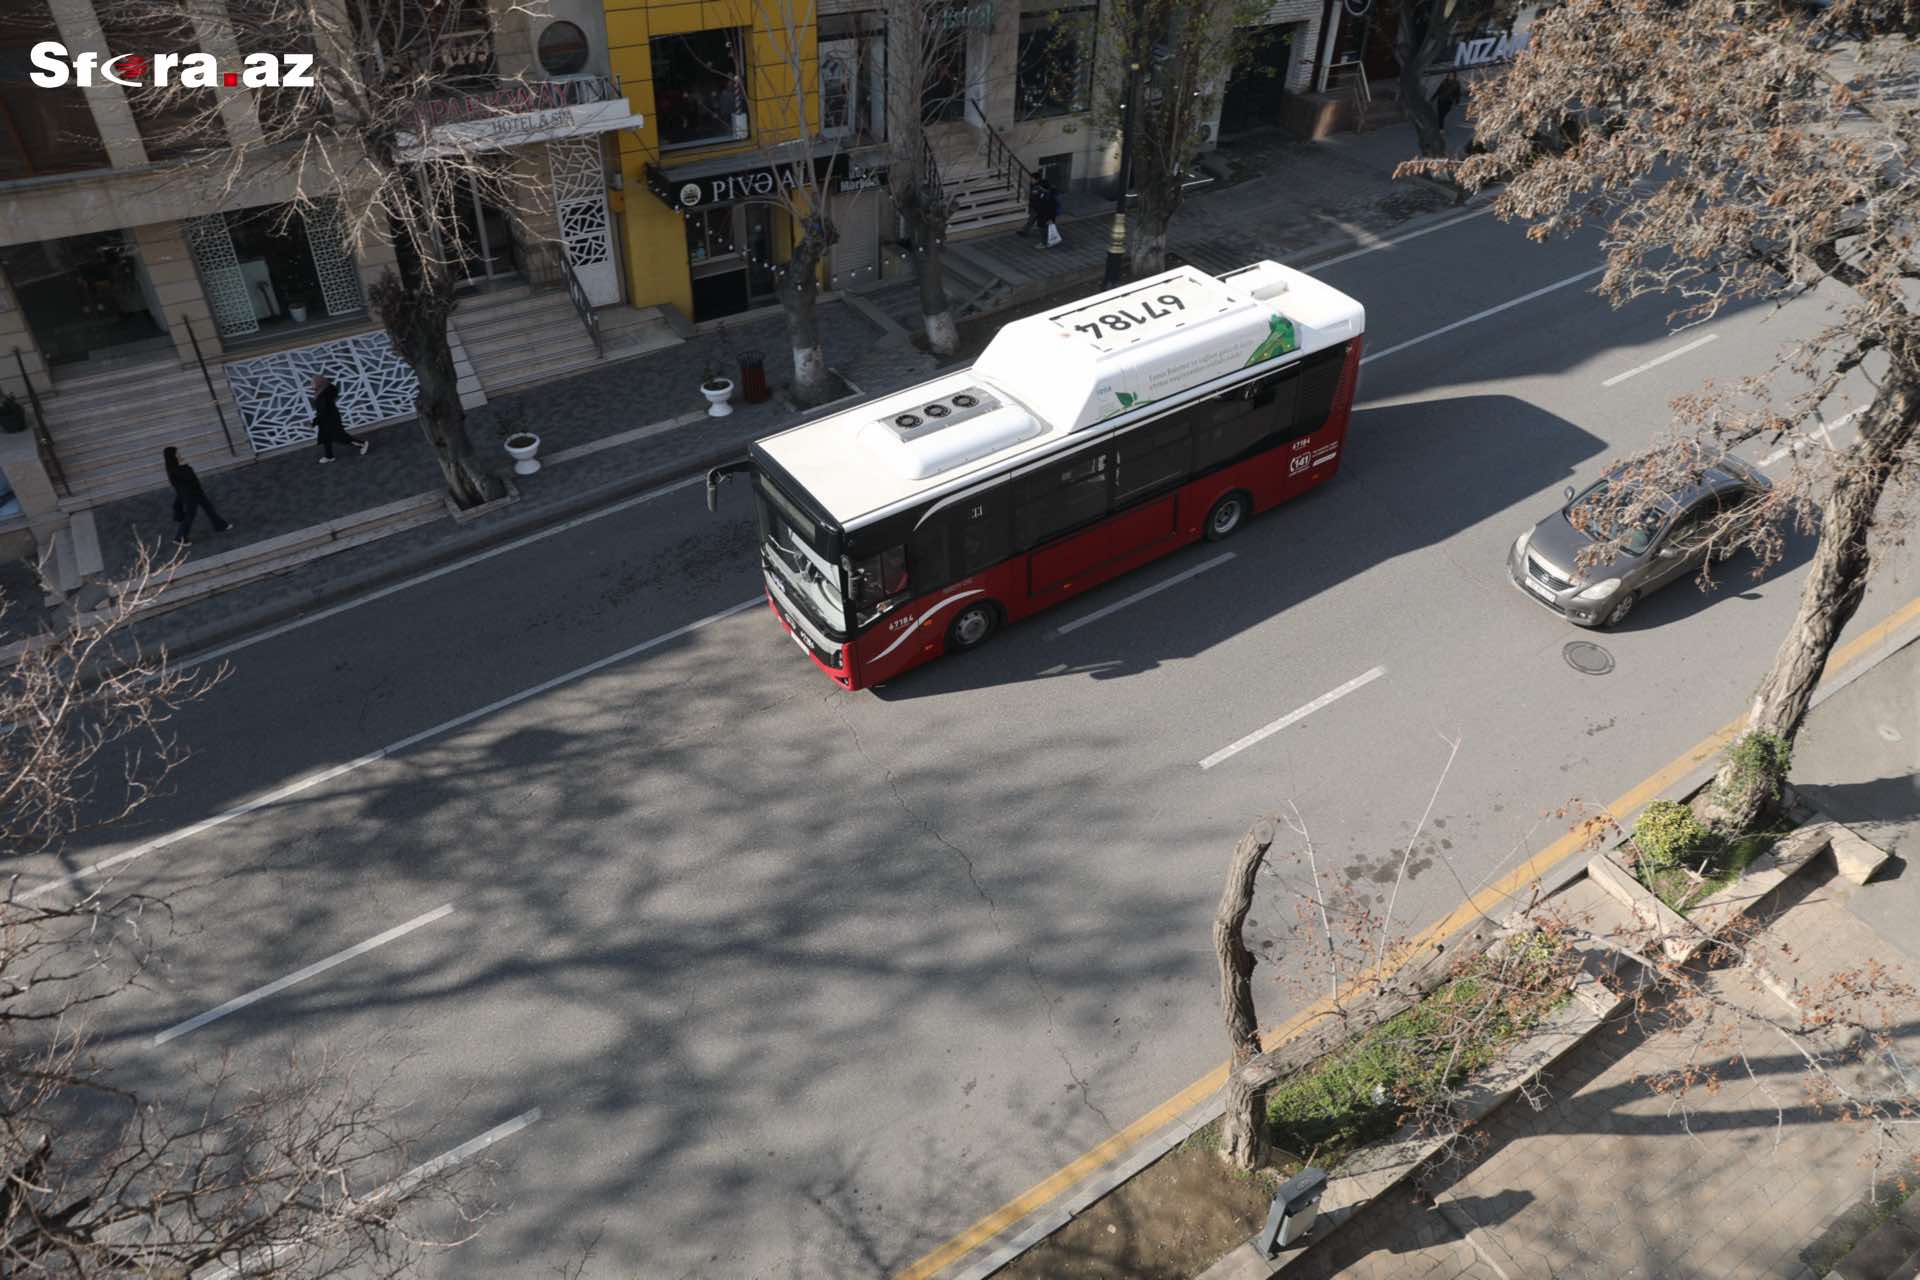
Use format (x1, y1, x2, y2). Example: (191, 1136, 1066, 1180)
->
(42, 360, 247, 509)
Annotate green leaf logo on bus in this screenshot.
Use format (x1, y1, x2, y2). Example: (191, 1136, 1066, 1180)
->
(1246, 315, 1299, 366)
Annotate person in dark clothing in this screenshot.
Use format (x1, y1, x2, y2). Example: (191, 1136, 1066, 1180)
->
(1435, 73, 1464, 133)
(1018, 181, 1050, 238)
(1035, 185, 1063, 248)
(164, 446, 231, 545)
(310, 373, 370, 463)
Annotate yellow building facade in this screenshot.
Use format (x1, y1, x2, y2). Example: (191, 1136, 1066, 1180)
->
(604, 0, 831, 322)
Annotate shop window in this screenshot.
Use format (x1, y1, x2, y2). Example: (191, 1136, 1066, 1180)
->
(922, 6, 969, 124)
(219, 201, 366, 335)
(0, 2, 109, 180)
(347, 0, 495, 90)
(1017, 6, 1095, 119)
(99, 6, 230, 160)
(819, 13, 886, 143)
(685, 208, 737, 264)
(653, 29, 749, 149)
(0, 232, 169, 371)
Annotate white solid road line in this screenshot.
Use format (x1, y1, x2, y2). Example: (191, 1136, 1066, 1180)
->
(1600, 333, 1719, 387)
(175, 474, 709, 671)
(1759, 408, 1858, 467)
(153, 904, 455, 1046)
(1053, 552, 1237, 637)
(200, 1108, 543, 1280)
(20, 597, 764, 905)
(1198, 666, 1388, 770)
(1304, 204, 1498, 271)
(1360, 267, 1605, 367)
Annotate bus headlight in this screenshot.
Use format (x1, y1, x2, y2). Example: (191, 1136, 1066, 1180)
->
(1511, 529, 1531, 563)
(1575, 577, 1622, 601)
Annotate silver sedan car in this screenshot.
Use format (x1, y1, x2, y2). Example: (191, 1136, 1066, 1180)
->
(1507, 456, 1773, 628)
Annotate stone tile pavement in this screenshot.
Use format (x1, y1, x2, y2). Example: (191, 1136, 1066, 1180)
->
(1276, 637, 1920, 1280)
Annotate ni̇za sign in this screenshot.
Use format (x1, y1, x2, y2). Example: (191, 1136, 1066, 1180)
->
(28, 41, 316, 89)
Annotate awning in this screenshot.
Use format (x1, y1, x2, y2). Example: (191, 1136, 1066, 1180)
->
(646, 141, 887, 212)
(396, 97, 645, 160)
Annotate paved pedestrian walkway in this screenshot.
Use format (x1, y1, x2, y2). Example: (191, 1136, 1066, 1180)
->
(1279, 637, 1920, 1280)
(0, 119, 1472, 655)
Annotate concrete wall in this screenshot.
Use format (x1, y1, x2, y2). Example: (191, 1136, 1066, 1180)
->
(0, 267, 49, 399)
(128, 222, 215, 366)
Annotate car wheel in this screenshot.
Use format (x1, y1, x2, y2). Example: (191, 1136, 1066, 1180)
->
(946, 601, 999, 652)
(1603, 591, 1638, 628)
(1204, 492, 1251, 542)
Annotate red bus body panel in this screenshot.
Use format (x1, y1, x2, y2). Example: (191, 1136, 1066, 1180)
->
(769, 336, 1364, 690)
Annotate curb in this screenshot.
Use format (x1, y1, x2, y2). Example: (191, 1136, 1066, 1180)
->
(150, 437, 756, 665)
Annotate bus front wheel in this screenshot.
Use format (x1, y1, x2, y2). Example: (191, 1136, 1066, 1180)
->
(947, 602, 1000, 653)
(1204, 492, 1251, 542)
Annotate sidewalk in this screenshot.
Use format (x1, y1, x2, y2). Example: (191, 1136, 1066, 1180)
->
(1, 119, 1467, 658)
(1276, 636, 1920, 1280)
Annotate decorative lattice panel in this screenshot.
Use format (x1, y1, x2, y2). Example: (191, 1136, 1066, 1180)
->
(548, 137, 619, 306)
(304, 199, 368, 319)
(185, 214, 260, 339)
(224, 330, 418, 452)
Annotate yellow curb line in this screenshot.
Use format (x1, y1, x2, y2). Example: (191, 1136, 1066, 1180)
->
(894, 593, 1920, 1280)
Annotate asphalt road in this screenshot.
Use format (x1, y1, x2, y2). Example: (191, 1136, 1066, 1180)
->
(22, 206, 1919, 1279)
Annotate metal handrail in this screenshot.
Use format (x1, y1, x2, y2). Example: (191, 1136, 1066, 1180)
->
(965, 98, 1034, 206)
(181, 316, 244, 456)
(10, 346, 68, 497)
(523, 242, 603, 357)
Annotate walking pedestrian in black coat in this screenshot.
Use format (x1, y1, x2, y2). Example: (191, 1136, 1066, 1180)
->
(1435, 73, 1464, 134)
(1018, 181, 1049, 238)
(310, 373, 369, 463)
(164, 446, 231, 545)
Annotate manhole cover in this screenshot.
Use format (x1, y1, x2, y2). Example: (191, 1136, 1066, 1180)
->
(1563, 641, 1615, 675)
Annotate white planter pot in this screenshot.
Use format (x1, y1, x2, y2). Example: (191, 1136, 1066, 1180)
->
(702, 379, 735, 418)
(288, 305, 308, 323)
(504, 432, 541, 475)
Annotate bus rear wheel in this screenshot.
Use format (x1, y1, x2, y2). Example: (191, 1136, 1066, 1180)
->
(1204, 492, 1251, 542)
(947, 601, 999, 652)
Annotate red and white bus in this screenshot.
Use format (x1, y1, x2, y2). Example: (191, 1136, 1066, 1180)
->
(710, 260, 1366, 690)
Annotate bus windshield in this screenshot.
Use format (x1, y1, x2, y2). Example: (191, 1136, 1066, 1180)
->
(756, 475, 848, 633)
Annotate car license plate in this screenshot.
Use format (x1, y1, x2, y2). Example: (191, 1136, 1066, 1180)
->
(1524, 575, 1555, 603)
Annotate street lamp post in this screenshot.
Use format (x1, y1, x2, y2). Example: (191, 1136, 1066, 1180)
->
(1103, 60, 1143, 288)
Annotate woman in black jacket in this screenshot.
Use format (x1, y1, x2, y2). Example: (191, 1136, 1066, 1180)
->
(164, 447, 232, 545)
(310, 374, 370, 463)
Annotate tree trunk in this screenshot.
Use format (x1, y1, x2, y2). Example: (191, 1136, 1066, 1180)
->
(1396, 0, 1452, 158)
(1130, 227, 1170, 280)
(780, 222, 836, 407)
(905, 191, 958, 356)
(1699, 376, 1920, 833)
(1215, 819, 1276, 1171)
(369, 268, 503, 509)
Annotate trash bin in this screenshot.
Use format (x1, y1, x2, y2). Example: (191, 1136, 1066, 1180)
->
(1254, 1167, 1328, 1257)
(738, 350, 770, 404)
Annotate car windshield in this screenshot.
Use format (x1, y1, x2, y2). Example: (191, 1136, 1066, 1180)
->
(1564, 479, 1665, 557)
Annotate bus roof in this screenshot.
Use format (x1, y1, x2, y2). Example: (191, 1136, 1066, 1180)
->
(754, 261, 1365, 527)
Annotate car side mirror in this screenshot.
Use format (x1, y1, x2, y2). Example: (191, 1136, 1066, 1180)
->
(1563, 485, 1576, 501)
(1657, 544, 1682, 558)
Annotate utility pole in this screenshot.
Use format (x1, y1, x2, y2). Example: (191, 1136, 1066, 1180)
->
(1103, 60, 1142, 287)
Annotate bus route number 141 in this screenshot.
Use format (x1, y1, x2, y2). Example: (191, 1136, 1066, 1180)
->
(1074, 294, 1186, 339)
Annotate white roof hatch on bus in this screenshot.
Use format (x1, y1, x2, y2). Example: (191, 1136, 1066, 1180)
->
(755, 261, 1365, 524)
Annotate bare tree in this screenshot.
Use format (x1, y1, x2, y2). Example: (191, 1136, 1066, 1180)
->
(1, 571, 488, 1275)
(1382, 0, 1513, 158)
(99, 0, 582, 507)
(749, 0, 844, 405)
(1409, 0, 1920, 834)
(886, 0, 968, 355)
(1096, 0, 1261, 278)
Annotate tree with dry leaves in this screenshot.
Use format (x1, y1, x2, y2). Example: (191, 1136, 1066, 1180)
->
(97, 0, 583, 507)
(883, 0, 974, 356)
(1411, 0, 1920, 835)
(1, 569, 488, 1275)
(1386, 0, 1515, 157)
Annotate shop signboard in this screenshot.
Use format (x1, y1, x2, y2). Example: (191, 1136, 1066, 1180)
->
(648, 153, 876, 210)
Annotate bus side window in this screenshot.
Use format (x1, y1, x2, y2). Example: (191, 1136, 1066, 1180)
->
(1014, 449, 1111, 549)
(954, 484, 1011, 576)
(1291, 344, 1346, 436)
(1114, 417, 1192, 504)
(1260, 367, 1304, 439)
(909, 519, 952, 592)
(1194, 394, 1266, 471)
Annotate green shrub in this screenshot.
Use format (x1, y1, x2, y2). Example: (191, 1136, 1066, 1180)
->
(1635, 800, 1708, 873)
(1715, 731, 1793, 810)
